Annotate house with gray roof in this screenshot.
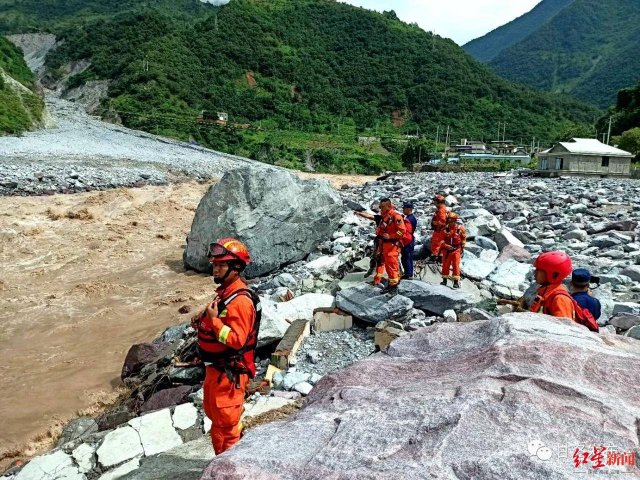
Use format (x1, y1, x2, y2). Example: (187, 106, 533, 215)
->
(538, 138, 633, 177)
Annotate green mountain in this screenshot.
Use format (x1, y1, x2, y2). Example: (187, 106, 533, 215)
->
(0, 0, 598, 172)
(487, 0, 640, 108)
(598, 81, 640, 136)
(0, 36, 44, 134)
(464, 0, 574, 62)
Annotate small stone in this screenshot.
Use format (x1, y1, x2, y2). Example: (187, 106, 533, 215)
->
(443, 310, 457, 322)
(294, 382, 313, 396)
(178, 305, 192, 314)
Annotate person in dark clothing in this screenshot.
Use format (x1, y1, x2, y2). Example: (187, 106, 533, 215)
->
(570, 268, 602, 320)
(401, 201, 417, 279)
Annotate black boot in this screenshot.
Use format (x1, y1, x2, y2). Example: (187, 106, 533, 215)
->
(381, 284, 398, 296)
(453, 280, 461, 289)
(440, 278, 448, 286)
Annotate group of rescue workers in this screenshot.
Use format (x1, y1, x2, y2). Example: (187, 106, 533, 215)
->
(191, 194, 603, 456)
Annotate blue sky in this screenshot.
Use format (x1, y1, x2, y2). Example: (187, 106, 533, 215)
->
(339, 0, 541, 45)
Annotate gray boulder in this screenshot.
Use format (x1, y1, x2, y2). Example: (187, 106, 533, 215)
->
(336, 284, 413, 324)
(183, 168, 343, 277)
(608, 313, 640, 331)
(398, 280, 478, 316)
(494, 227, 525, 251)
(620, 265, 640, 282)
(200, 314, 640, 479)
(57, 416, 98, 447)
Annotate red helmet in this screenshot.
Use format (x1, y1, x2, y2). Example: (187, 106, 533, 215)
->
(434, 194, 445, 204)
(534, 251, 572, 285)
(208, 237, 251, 265)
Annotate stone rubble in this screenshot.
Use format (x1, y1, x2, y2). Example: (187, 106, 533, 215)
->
(7, 171, 640, 480)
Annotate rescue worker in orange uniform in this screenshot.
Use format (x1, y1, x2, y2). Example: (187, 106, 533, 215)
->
(438, 212, 466, 289)
(373, 198, 406, 295)
(529, 250, 575, 319)
(430, 194, 447, 261)
(192, 238, 260, 455)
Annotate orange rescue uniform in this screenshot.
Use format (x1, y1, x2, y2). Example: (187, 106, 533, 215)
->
(438, 222, 466, 281)
(200, 278, 256, 455)
(529, 283, 575, 320)
(374, 208, 406, 286)
(431, 204, 448, 255)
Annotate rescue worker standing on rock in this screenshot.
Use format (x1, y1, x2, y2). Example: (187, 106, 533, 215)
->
(192, 237, 260, 455)
(373, 198, 406, 295)
(438, 211, 466, 289)
(529, 251, 575, 319)
(430, 194, 447, 262)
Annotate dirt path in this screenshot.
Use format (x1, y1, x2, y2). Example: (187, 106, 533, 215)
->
(0, 172, 371, 462)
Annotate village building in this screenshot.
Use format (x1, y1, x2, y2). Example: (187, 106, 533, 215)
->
(538, 138, 633, 177)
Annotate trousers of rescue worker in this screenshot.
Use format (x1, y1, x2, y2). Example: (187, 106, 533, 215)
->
(441, 247, 462, 281)
(401, 244, 414, 278)
(374, 241, 401, 286)
(203, 366, 248, 455)
(431, 230, 445, 256)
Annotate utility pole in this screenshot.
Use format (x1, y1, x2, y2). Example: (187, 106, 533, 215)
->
(503, 122, 507, 143)
(607, 116, 612, 145)
(435, 125, 440, 154)
(445, 125, 450, 155)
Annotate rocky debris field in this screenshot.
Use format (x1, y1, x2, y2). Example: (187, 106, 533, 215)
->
(0, 98, 271, 196)
(6, 170, 640, 479)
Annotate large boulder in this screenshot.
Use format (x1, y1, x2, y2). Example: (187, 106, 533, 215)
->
(200, 314, 640, 479)
(335, 284, 413, 324)
(183, 167, 343, 277)
(398, 280, 478, 316)
(459, 208, 501, 238)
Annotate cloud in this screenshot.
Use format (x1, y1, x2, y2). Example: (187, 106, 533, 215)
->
(340, 0, 541, 45)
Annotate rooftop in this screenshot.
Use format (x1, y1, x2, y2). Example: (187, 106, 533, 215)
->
(556, 138, 633, 157)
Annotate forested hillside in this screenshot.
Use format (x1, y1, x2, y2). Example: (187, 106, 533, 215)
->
(0, 36, 44, 134)
(464, 0, 574, 62)
(488, 0, 640, 108)
(1, 0, 598, 172)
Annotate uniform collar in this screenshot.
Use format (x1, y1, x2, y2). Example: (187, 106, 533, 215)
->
(216, 277, 247, 299)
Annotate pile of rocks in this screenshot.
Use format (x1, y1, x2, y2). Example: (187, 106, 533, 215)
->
(8, 170, 640, 479)
(0, 97, 272, 196)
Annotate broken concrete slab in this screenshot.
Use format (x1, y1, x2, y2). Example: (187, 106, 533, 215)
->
(98, 457, 140, 480)
(97, 426, 144, 469)
(118, 436, 214, 480)
(172, 403, 198, 431)
(270, 319, 310, 370)
(15, 450, 84, 480)
(312, 308, 353, 332)
(72, 443, 96, 474)
(128, 409, 183, 457)
(259, 294, 334, 347)
(243, 396, 294, 419)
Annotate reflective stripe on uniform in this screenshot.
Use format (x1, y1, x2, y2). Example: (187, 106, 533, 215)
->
(218, 325, 232, 344)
